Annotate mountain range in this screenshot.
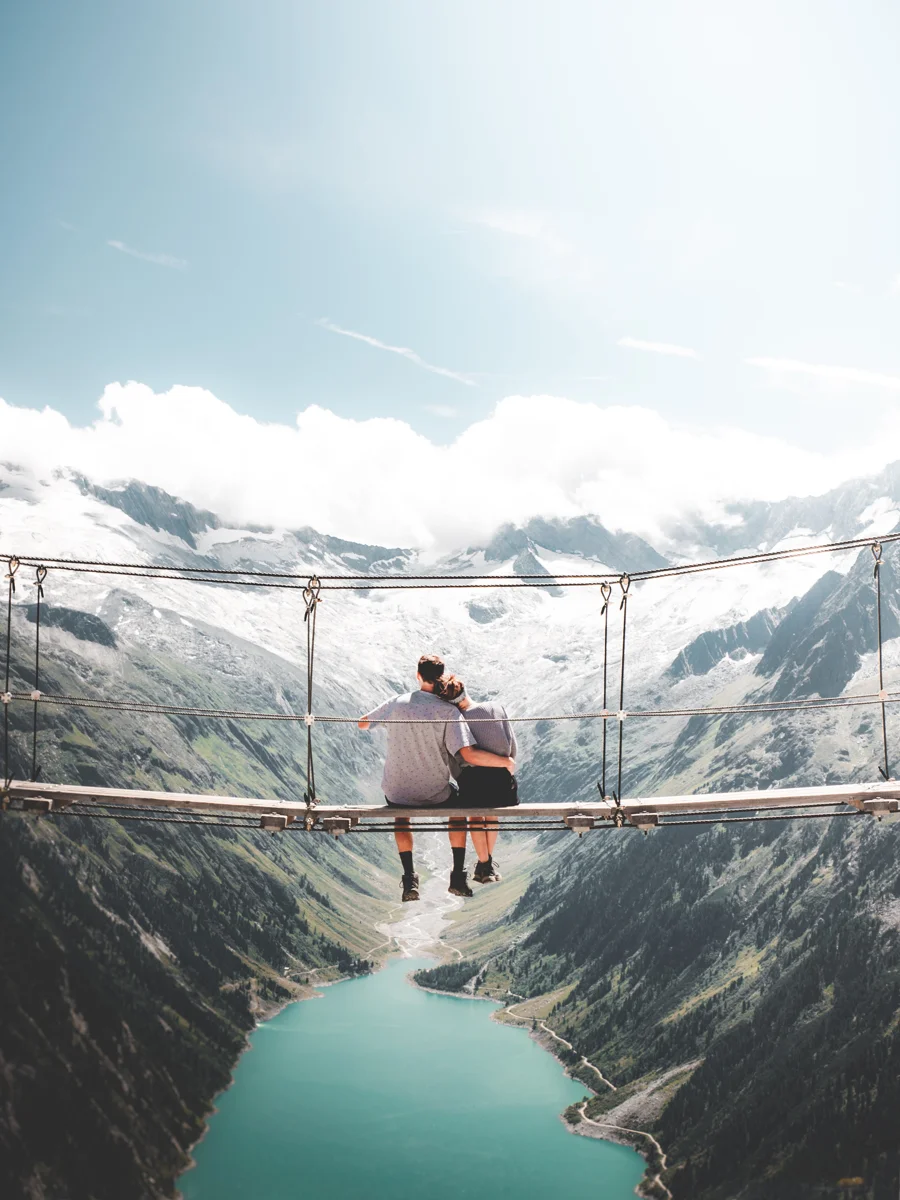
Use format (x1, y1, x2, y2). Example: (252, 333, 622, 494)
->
(2, 458, 900, 1198)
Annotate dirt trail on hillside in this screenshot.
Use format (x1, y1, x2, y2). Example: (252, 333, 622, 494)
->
(577, 1104, 672, 1200)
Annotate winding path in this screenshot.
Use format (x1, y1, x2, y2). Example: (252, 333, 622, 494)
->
(577, 1104, 672, 1200)
(502, 999, 617, 1092)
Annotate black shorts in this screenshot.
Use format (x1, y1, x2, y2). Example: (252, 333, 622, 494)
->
(386, 770, 519, 811)
(457, 767, 519, 808)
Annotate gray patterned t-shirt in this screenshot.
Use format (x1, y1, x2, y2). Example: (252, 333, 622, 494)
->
(364, 689, 476, 806)
(462, 701, 518, 758)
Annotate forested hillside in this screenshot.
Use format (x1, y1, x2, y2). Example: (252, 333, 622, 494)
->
(421, 543, 900, 1199)
(485, 814, 900, 1199)
(0, 604, 392, 1199)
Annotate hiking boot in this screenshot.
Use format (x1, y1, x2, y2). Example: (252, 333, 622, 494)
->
(401, 873, 420, 902)
(473, 858, 502, 884)
(448, 870, 474, 898)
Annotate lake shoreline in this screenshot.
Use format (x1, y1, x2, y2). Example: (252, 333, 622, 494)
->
(519, 1022, 670, 1200)
(177, 956, 644, 1200)
(176, 881, 416, 1197)
(178, 837, 644, 1200)
(178, 967, 654, 1200)
(174, 967, 363, 1197)
(406, 973, 662, 1200)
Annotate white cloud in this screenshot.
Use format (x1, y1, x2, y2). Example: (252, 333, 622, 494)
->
(3, 384, 900, 552)
(467, 209, 592, 288)
(472, 209, 573, 257)
(618, 337, 701, 360)
(316, 319, 475, 387)
(746, 357, 900, 391)
(107, 240, 188, 270)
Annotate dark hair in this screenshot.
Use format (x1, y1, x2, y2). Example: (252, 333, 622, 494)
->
(418, 654, 453, 698)
(443, 675, 465, 703)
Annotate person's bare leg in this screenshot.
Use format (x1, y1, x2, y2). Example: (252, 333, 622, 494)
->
(472, 816, 502, 884)
(469, 815, 490, 862)
(485, 817, 499, 857)
(448, 817, 467, 850)
(394, 817, 413, 855)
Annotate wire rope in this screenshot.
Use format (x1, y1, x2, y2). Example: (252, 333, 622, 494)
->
(872, 543, 892, 781)
(599, 582, 611, 799)
(30, 565, 47, 783)
(615, 574, 630, 804)
(303, 577, 321, 810)
(2, 556, 19, 798)
(10, 688, 898, 725)
(5, 529, 900, 590)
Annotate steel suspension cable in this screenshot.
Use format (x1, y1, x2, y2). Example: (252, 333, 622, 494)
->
(303, 577, 321, 813)
(6, 529, 900, 590)
(615, 574, 630, 806)
(30, 566, 46, 783)
(9, 687, 900, 725)
(662, 808, 863, 827)
(2, 556, 19, 800)
(872, 543, 892, 781)
(599, 582, 611, 799)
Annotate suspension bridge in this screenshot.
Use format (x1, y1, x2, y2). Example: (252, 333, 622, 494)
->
(2, 531, 899, 838)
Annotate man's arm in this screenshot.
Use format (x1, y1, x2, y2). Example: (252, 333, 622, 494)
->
(458, 745, 516, 772)
(358, 697, 395, 732)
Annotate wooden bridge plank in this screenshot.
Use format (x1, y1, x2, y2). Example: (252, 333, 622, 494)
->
(6, 779, 900, 822)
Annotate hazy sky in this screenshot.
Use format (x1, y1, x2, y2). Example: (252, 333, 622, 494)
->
(2, 2, 900, 544)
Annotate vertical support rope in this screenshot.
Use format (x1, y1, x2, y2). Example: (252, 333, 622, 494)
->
(872, 543, 891, 781)
(31, 565, 47, 783)
(303, 576, 322, 819)
(598, 582, 612, 799)
(2, 557, 20, 803)
(615, 573, 631, 807)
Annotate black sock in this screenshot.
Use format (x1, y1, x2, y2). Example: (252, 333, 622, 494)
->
(399, 850, 414, 877)
(483, 854, 492, 867)
(452, 846, 466, 873)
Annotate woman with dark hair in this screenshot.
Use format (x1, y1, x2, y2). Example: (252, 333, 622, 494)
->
(444, 677, 518, 884)
(358, 655, 516, 902)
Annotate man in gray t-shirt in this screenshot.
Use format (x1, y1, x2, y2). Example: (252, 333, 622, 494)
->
(359, 655, 516, 903)
(362, 688, 475, 806)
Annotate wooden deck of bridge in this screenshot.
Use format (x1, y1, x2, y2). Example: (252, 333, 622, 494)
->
(5, 779, 899, 834)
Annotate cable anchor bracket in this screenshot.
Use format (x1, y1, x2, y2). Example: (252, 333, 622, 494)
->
(5, 556, 20, 593)
(599, 581, 612, 615)
(303, 576, 322, 621)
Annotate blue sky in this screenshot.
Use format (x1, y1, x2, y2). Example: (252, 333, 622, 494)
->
(2, 2, 900, 545)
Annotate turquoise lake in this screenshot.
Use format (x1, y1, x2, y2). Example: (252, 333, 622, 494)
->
(178, 957, 644, 1199)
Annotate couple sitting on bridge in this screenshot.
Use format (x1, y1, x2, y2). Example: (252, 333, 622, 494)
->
(358, 654, 519, 902)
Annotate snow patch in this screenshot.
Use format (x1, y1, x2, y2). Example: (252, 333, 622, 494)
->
(857, 497, 900, 538)
(194, 527, 285, 553)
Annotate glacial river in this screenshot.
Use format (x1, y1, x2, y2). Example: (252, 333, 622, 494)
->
(178, 839, 644, 1200)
